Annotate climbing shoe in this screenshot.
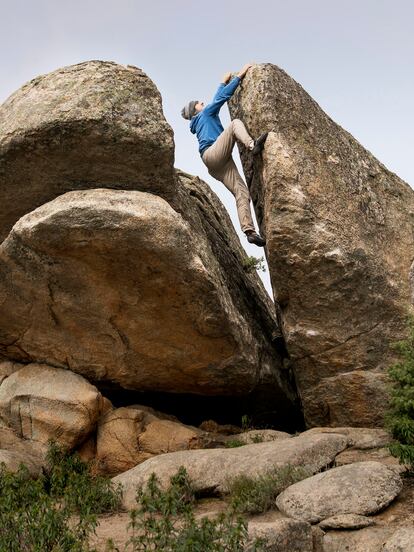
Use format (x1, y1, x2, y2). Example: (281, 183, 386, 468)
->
(252, 132, 268, 155)
(246, 231, 266, 247)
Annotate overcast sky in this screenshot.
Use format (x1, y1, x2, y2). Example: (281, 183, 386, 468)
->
(1, 0, 413, 295)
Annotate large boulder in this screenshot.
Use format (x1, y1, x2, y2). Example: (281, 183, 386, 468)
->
(229, 63, 414, 427)
(0, 60, 175, 243)
(0, 363, 105, 448)
(275, 461, 402, 523)
(96, 406, 201, 475)
(0, 188, 295, 411)
(113, 432, 348, 509)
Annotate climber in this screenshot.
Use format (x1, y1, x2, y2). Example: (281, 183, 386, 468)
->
(181, 63, 268, 247)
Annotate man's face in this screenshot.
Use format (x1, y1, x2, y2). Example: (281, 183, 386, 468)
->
(195, 101, 204, 113)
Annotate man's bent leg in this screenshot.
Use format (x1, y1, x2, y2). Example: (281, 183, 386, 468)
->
(219, 159, 255, 233)
(202, 119, 253, 170)
(231, 119, 253, 149)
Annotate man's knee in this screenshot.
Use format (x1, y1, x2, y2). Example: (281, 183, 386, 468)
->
(231, 118, 242, 127)
(235, 182, 251, 200)
(208, 165, 226, 184)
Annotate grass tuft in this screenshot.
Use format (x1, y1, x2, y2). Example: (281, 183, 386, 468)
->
(226, 465, 310, 515)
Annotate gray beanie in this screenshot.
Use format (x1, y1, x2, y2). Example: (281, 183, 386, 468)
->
(181, 100, 198, 120)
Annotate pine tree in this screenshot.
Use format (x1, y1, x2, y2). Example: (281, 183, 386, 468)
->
(386, 316, 414, 472)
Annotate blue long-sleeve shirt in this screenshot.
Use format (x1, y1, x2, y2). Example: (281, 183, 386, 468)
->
(189, 76, 241, 156)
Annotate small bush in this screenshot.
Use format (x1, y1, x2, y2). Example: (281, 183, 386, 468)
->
(241, 415, 253, 432)
(386, 316, 414, 472)
(135, 467, 195, 518)
(227, 465, 310, 515)
(0, 464, 95, 552)
(124, 467, 267, 551)
(242, 256, 266, 274)
(0, 442, 122, 552)
(46, 442, 122, 515)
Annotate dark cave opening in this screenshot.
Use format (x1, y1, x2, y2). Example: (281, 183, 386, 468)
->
(93, 381, 305, 434)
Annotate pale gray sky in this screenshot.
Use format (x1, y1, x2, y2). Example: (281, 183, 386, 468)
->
(1, 0, 413, 295)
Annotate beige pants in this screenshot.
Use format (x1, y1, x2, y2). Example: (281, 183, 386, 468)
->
(202, 119, 255, 233)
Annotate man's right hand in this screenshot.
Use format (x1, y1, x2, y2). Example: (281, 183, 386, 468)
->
(237, 63, 254, 79)
(221, 72, 232, 84)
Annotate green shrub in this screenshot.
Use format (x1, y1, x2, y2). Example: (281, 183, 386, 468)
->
(46, 441, 122, 515)
(135, 467, 195, 517)
(241, 415, 253, 432)
(386, 316, 414, 471)
(242, 256, 266, 274)
(0, 463, 95, 552)
(0, 442, 122, 552)
(122, 467, 266, 551)
(227, 465, 310, 515)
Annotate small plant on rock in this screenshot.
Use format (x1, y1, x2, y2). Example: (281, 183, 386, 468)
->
(242, 256, 266, 274)
(225, 439, 245, 448)
(386, 316, 414, 472)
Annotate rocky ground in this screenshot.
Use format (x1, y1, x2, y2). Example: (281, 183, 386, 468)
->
(89, 484, 414, 552)
(89, 426, 414, 552)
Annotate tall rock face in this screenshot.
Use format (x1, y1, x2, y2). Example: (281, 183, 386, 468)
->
(0, 61, 299, 425)
(0, 60, 175, 243)
(229, 64, 414, 427)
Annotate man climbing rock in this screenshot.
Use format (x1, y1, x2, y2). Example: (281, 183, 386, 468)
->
(181, 63, 268, 247)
